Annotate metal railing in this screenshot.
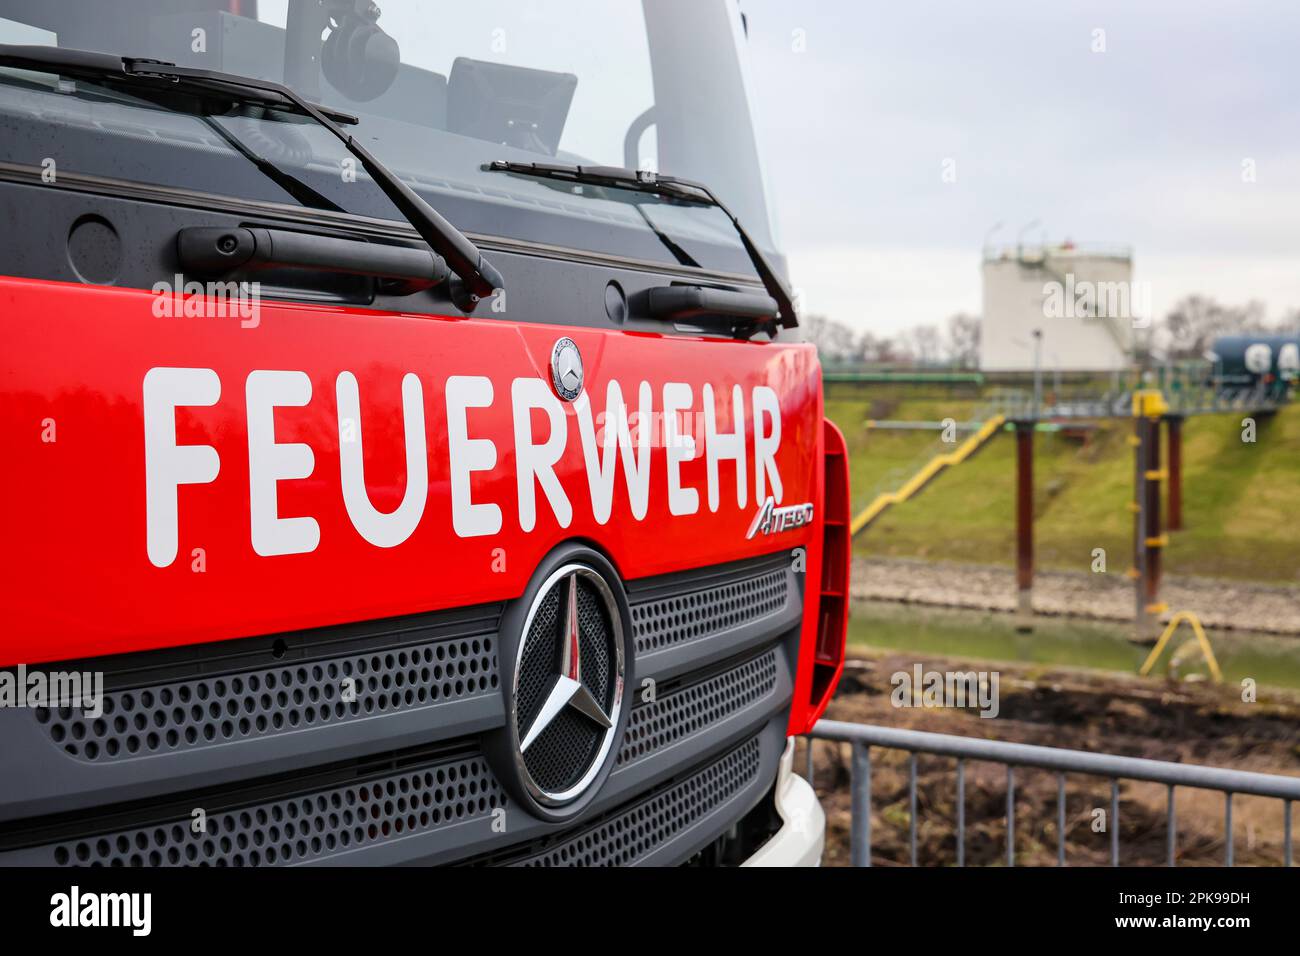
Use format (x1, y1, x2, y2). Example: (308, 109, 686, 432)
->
(807, 719, 1300, 867)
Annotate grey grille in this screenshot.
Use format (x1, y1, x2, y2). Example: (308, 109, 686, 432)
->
(35, 637, 498, 762)
(50, 753, 504, 867)
(516, 588, 560, 733)
(513, 737, 761, 867)
(616, 650, 778, 767)
(630, 568, 788, 655)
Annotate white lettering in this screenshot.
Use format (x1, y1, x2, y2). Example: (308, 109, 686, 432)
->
(445, 375, 502, 538)
(246, 370, 318, 556)
(336, 371, 428, 548)
(143, 368, 221, 568)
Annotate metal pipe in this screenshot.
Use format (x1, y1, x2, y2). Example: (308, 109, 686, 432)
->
(1057, 773, 1066, 866)
(1225, 792, 1234, 866)
(1007, 766, 1016, 867)
(1111, 779, 1120, 866)
(957, 759, 966, 868)
(1015, 422, 1034, 619)
(1286, 801, 1292, 868)
(1167, 786, 1176, 867)
(909, 752, 918, 866)
(1166, 415, 1184, 531)
(850, 742, 871, 867)
(1143, 416, 1163, 627)
(811, 720, 1300, 801)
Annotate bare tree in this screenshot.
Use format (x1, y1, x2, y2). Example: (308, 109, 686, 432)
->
(898, 323, 944, 365)
(1158, 295, 1272, 359)
(944, 313, 981, 368)
(803, 314, 859, 365)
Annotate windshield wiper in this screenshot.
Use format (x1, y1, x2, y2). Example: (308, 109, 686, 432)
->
(200, 115, 346, 214)
(486, 160, 796, 329)
(0, 44, 504, 305)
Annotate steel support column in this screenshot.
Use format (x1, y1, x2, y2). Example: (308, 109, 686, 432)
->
(1165, 415, 1184, 532)
(1014, 421, 1034, 624)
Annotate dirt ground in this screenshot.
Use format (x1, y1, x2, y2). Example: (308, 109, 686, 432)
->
(851, 557, 1300, 635)
(802, 650, 1300, 867)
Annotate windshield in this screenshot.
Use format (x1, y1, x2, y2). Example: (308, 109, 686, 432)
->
(0, 0, 781, 277)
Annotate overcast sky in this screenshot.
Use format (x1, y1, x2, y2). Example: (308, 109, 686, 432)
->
(738, 0, 1300, 335)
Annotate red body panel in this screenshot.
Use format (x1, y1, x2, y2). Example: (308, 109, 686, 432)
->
(0, 277, 823, 667)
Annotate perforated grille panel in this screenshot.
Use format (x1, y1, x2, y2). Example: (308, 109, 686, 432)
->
(616, 650, 778, 767)
(512, 737, 762, 867)
(48, 753, 504, 867)
(35, 637, 498, 762)
(630, 567, 788, 655)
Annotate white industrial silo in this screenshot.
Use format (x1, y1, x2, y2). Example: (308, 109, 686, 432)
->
(979, 241, 1139, 372)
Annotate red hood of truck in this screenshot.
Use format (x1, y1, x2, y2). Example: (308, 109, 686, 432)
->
(0, 277, 823, 666)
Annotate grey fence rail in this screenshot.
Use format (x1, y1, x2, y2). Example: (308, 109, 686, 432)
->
(807, 719, 1300, 867)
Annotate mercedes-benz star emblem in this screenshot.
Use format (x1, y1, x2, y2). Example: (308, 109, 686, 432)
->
(519, 574, 612, 750)
(510, 564, 625, 809)
(550, 336, 584, 401)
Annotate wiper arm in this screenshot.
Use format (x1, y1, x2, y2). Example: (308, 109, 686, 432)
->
(200, 116, 346, 214)
(0, 44, 504, 305)
(487, 160, 796, 329)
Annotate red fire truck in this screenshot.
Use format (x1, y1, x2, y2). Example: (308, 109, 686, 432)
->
(0, 0, 848, 866)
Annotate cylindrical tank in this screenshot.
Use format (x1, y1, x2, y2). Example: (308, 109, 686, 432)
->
(1207, 334, 1300, 385)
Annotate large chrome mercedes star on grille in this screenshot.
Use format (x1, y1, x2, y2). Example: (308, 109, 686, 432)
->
(519, 573, 612, 751)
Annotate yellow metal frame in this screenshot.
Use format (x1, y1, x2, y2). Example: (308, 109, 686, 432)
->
(1138, 611, 1223, 683)
(850, 415, 1006, 535)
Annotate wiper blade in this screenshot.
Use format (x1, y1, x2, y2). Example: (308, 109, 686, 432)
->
(487, 160, 796, 329)
(201, 116, 346, 214)
(0, 44, 503, 304)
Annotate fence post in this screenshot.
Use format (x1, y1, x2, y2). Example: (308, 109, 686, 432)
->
(1057, 773, 1066, 866)
(1225, 793, 1234, 866)
(957, 759, 965, 868)
(1111, 779, 1120, 866)
(909, 753, 919, 867)
(851, 742, 871, 867)
(1006, 766, 1016, 867)
(1167, 786, 1176, 867)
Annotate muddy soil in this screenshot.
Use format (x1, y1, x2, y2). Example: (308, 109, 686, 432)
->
(803, 651, 1300, 867)
(850, 557, 1300, 636)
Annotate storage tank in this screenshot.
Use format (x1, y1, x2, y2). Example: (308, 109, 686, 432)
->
(980, 241, 1138, 372)
(1207, 334, 1300, 385)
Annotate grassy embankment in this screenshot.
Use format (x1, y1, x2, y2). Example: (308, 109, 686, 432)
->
(825, 388, 1300, 584)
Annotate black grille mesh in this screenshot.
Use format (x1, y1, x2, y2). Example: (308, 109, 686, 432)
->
(630, 568, 787, 655)
(35, 637, 497, 762)
(616, 650, 778, 767)
(516, 588, 560, 733)
(577, 582, 611, 705)
(512, 737, 761, 867)
(50, 754, 504, 867)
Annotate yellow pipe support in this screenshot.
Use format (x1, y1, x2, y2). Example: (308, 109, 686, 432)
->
(1132, 388, 1169, 419)
(850, 414, 1006, 535)
(1139, 611, 1224, 684)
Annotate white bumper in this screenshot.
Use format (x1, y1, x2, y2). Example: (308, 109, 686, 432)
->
(741, 737, 825, 867)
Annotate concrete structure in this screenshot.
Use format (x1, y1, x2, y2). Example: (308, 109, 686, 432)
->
(980, 242, 1138, 372)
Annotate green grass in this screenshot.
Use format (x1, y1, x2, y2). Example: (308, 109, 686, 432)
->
(828, 389, 1300, 583)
